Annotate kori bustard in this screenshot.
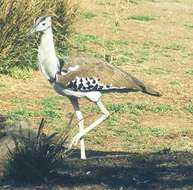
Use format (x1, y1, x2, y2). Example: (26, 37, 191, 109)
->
(30, 16, 160, 159)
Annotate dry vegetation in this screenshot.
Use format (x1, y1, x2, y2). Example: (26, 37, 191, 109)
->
(0, 0, 77, 77)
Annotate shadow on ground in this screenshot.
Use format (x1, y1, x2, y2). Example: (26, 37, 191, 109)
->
(53, 149, 193, 190)
(0, 146, 193, 190)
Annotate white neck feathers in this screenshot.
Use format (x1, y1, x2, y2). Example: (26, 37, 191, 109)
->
(38, 27, 59, 80)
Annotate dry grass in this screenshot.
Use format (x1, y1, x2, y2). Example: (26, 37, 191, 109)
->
(0, 0, 78, 77)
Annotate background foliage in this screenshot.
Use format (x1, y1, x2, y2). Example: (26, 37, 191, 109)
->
(0, 0, 78, 77)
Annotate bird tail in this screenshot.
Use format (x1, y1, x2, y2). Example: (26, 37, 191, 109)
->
(141, 86, 161, 97)
(131, 76, 161, 97)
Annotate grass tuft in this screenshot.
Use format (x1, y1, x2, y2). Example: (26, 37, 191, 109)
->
(128, 15, 155, 21)
(90, 101, 173, 115)
(185, 101, 193, 115)
(143, 67, 173, 75)
(41, 97, 61, 119)
(169, 80, 181, 86)
(7, 108, 36, 121)
(83, 10, 96, 19)
(3, 119, 70, 185)
(186, 69, 193, 75)
(127, 122, 165, 136)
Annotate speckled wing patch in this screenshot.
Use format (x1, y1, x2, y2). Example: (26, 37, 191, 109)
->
(66, 77, 126, 92)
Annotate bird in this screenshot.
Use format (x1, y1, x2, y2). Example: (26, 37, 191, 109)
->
(30, 16, 161, 159)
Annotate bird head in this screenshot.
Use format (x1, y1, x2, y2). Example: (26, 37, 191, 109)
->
(30, 16, 52, 34)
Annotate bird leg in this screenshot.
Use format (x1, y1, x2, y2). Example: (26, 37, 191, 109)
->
(70, 100, 110, 146)
(69, 98, 86, 159)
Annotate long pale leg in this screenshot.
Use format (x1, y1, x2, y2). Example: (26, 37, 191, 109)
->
(70, 98, 86, 159)
(71, 100, 110, 146)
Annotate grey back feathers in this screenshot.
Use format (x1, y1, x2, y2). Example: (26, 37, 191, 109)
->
(56, 55, 160, 96)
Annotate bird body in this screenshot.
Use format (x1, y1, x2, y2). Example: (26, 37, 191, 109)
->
(56, 55, 160, 96)
(31, 16, 160, 159)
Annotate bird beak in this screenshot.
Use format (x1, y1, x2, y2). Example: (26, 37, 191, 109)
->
(27, 25, 36, 36)
(29, 27, 35, 35)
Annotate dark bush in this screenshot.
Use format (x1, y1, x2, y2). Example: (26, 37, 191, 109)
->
(3, 119, 70, 184)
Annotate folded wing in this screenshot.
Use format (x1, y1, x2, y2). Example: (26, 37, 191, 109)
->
(56, 55, 160, 96)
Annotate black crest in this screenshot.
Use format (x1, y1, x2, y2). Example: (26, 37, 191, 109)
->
(34, 16, 48, 25)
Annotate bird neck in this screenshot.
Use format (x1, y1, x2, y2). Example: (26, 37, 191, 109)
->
(38, 27, 59, 81)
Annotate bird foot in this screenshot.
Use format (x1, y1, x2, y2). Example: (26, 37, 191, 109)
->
(69, 132, 84, 149)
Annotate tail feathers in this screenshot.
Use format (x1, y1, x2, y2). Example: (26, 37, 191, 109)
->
(131, 76, 161, 97)
(141, 86, 161, 97)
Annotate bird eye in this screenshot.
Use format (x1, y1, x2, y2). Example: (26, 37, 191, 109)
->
(42, 23, 46, 26)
